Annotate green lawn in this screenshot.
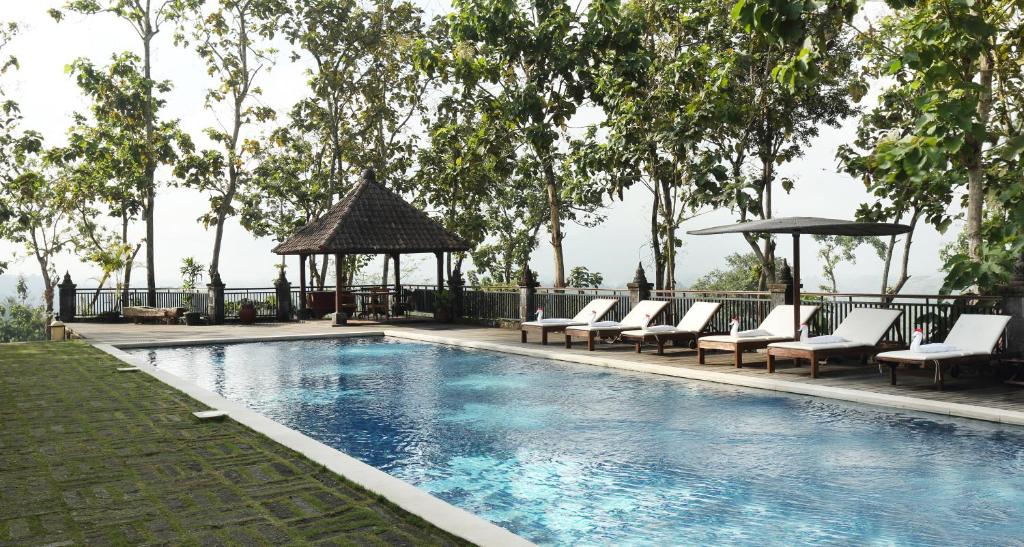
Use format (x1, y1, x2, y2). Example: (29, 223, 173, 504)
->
(0, 342, 468, 546)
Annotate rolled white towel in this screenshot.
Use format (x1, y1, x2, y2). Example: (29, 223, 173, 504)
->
(735, 329, 772, 338)
(915, 343, 960, 353)
(804, 335, 847, 344)
(589, 321, 621, 328)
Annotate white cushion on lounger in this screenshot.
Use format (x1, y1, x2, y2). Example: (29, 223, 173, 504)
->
(525, 299, 619, 326)
(875, 349, 988, 361)
(768, 340, 866, 351)
(700, 334, 791, 344)
(521, 318, 580, 326)
(769, 308, 903, 352)
(877, 314, 1011, 362)
(832, 308, 903, 345)
(623, 302, 723, 337)
(758, 305, 820, 337)
(616, 300, 670, 329)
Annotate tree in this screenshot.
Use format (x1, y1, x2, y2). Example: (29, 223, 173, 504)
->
(0, 277, 48, 343)
(0, 21, 19, 276)
(51, 53, 191, 307)
(52, 0, 203, 306)
(0, 152, 73, 314)
(689, 252, 785, 292)
(812, 235, 883, 293)
(837, 0, 1024, 292)
(436, 0, 608, 287)
(581, 0, 728, 289)
(567, 266, 604, 288)
(178, 0, 287, 278)
(708, 0, 862, 288)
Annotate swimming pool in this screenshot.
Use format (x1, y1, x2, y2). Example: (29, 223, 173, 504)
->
(131, 337, 1024, 545)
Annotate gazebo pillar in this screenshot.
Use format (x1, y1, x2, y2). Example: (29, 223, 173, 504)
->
(334, 253, 346, 326)
(298, 254, 309, 320)
(392, 253, 402, 315)
(435, 252, 444, 291)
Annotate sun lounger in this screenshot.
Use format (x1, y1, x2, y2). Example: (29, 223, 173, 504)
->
(765, 308, 903, 378)
(122, 306, 187, 325)
(619, 302, 722, 355)
(563, 300, 670, 351)
(876, 314, 1011, 389)
(520, 298, 619, 345)
(697, 304, 819, 368)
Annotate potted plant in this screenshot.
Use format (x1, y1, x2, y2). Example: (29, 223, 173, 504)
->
(238, 298, 257, 324)
(180, 257, 205, 326)
(434, 289, 453, 323)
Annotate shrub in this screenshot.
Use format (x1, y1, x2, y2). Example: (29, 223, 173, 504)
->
(0, 277, 48, 343)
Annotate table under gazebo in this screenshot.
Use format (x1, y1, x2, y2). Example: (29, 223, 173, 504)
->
(273, 169, 471, 325)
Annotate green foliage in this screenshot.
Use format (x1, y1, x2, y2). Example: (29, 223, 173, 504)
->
(179, 257, 204, 311)
(0, 277, 48, 343)
(176, 0, 288, 276)
(690, 252, 783, 291)
(812, 235, 883, 292)
(567, 267, 604, 289)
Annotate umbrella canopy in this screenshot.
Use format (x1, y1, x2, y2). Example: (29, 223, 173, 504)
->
(688, 217, 911, 237)
(688, 217, 911, 338)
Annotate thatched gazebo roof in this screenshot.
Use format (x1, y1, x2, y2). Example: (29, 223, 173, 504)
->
(273, 169, 471, 255)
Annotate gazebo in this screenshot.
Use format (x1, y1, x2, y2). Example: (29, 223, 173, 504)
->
(273, 169, 471, 325)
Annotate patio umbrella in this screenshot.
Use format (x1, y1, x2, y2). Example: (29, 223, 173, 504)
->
(687, 217, 912, 338)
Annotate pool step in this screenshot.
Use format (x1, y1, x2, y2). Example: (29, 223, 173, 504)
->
(193, 410, 228, 421)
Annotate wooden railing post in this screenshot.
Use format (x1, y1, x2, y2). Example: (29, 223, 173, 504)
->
(274, 269, 292, 321)
(768, 259, 794, 308)
(207, 272, 225, 325)
(518, 266, 538, 322)
(58, 272, 76, 323)
(999, 259, 1024, 356)
(626, 263, 653, 309)
(448, 267, 465, 321)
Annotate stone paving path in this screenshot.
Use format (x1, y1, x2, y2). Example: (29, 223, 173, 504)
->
(0, 342, 467, 546)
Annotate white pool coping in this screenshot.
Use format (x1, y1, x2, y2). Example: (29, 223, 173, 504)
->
(91, 327, 1024, 545)
(94, 338, 533, 547)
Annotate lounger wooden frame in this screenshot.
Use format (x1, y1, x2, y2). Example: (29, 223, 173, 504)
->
(876, 353, 996, 391)
(620, 331, 698, 355)
(766, 345, 883, 378)
(696, 338, 783, 368)
(521, 323, 571, 345)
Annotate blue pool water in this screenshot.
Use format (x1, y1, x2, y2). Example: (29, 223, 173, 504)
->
(131, 337, 1024, 545)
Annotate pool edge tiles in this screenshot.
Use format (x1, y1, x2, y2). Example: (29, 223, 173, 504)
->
(92, 342, 534, 547)
(380, 329, 1024, 427)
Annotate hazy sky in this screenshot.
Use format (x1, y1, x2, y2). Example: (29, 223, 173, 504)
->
(0, 1, 959, 297)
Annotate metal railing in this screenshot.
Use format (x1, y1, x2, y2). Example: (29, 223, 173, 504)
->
(63, 286, 1009, 341)
(73, 288, 207, 318)
(463, 289, 520, 320)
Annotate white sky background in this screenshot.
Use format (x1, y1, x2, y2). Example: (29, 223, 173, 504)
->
(0, 0, 960, 298)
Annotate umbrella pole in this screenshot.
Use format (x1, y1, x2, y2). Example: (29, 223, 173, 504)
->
(792, 233, 801, 338)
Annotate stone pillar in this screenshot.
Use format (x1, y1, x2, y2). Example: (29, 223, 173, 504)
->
(207, 272, 225, 325)
(58, 272, 76, 323)
(274, 269, 292, 321)
(768, 259, 794, 307)
(518, 264, 539, 322)
(626, 262, 653, 309)
(999, 256, 1024, 356)
(448, 267, 465, 321)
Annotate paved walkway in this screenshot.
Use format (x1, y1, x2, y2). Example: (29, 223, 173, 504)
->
(69, 319, 1024, 421)
(0, 342, 465, 546)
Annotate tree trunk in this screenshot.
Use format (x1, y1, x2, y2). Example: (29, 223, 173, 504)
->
(891, 211, 919, 295)
(660, 178, 676, 290)
(143, 27, 157, 307)
(880, 234, 895, 298)
(965, 52, 993, 261)
(650, 184, 663, 290)
(542, 158, 565, 287)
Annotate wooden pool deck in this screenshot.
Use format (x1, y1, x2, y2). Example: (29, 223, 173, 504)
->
(68, 320, 1024, 423)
